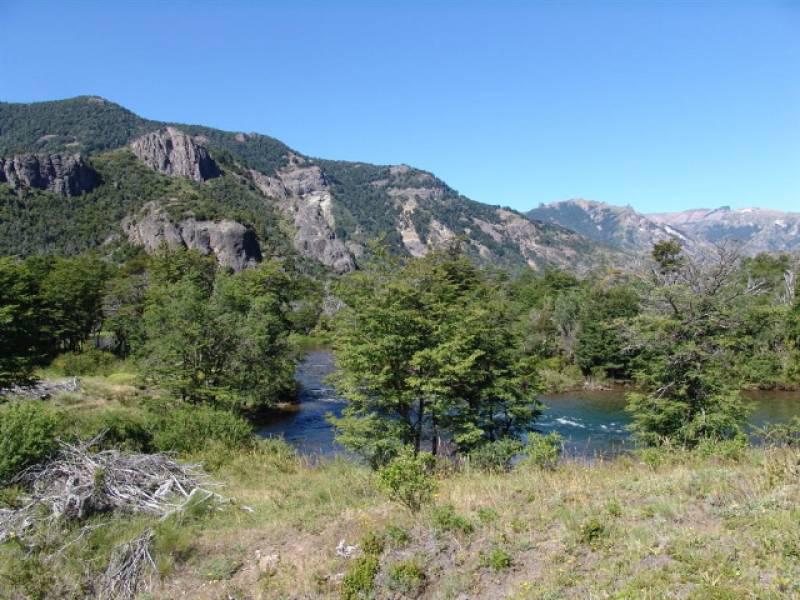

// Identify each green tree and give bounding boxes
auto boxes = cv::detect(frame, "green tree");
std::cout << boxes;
[330,248,542,467]
[625,243,752,446]
[0,258,41,387]
[575,284,640,379]
[36,255,110,354]
[137,249,301,410]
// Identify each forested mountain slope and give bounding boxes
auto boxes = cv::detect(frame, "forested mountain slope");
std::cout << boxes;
[0,96,619,272]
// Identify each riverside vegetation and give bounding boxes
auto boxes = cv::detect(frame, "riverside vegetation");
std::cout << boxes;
[1,241,799,598]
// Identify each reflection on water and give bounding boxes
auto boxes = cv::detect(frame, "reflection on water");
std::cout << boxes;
[258,351,800,458]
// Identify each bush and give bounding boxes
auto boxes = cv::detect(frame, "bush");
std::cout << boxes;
[523,432,563,469]
[63,407,153,452]
[430,504,474,535]
[480,547,512,571]
[0,402,59,481]
[760,417,800,448]
[694,434,748,460]
[341,555,379,600]
[468,438,523,472]
[360,531,385,556]
[147,403,254,454]
[387,559,426,595]
[384,525,410,547]
[56,348,117,376]
[376,447,436,512]
[578,516,607,546]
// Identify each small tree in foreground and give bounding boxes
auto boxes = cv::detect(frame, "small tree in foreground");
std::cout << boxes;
[376,446,436,513]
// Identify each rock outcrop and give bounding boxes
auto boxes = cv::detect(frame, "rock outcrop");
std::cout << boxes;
[123,203,261,271]
[130,127,220,182]
[250,154,355,274]
[0,153,98,196]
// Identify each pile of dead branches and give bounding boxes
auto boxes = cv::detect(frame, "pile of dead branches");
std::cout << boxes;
[0,438,222,599]
[1,438,216,543]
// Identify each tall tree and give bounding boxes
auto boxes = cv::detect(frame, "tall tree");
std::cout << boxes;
[137,249,302,410]
[330,248,542,467]
[0,258,41,387]
[625,242,754,446]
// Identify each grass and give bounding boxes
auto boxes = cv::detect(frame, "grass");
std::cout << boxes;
[3,368,799,598]
[138,444,800,599]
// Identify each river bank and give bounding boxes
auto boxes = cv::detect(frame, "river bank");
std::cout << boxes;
[258,351,800,459]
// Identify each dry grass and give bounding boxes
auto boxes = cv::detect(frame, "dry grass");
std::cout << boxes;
[145,446,800,599]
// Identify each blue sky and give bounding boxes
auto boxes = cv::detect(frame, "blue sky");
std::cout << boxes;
[1,1,798,213]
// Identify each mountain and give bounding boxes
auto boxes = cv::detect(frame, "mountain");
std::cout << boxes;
[647,206,800,255]
[0,96,619,273]
[528,199,700,255]
[528,199,799,256]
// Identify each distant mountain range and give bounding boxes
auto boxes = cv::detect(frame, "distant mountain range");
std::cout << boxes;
[0,96,617,273]
[528,200,800,257]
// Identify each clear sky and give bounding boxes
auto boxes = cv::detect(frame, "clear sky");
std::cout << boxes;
[1,1,798,213]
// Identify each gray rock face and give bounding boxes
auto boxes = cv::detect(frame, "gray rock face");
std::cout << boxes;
[123,203,261,271]
[130,127,220,182]
[0,153,98,196]
[251,154,355,273]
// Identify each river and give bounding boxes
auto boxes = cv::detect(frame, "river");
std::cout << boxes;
[257,351,800,458]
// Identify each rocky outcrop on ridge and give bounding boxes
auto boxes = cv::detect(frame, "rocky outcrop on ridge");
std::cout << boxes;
[123,202,261,271]
[0,153,98,196]
[130,127,220,182]
[250,154,355,274]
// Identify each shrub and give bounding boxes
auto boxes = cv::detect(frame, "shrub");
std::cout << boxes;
[360,530,385,556]
[637,446,668,470]
[0,402,59,481]
[468,438,523,472]
[64,407,153,452]
[694,434,748,460]
[376,447,436,512]
[759,417,800,448]
[56,348,117,376]
[387,559,426,595]
[523,432,563,469]
[341,555,379,600]
[476,507,499,525]
[147,403,254,454]
[480,547,512,571]
[578,516,607,546]
[384,525,410,547]
[430,504,474,535]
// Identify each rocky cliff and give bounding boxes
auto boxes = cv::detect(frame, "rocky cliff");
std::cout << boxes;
[250,153,356,274]
[130,127,220,182]
[123,202,261,271]
[0,153,98,196]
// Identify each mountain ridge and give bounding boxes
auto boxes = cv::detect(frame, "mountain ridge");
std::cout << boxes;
[529,199,800,256]
[0,96,619,273]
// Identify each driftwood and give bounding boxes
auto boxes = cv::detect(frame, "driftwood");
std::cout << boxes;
[0,438,220,599]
